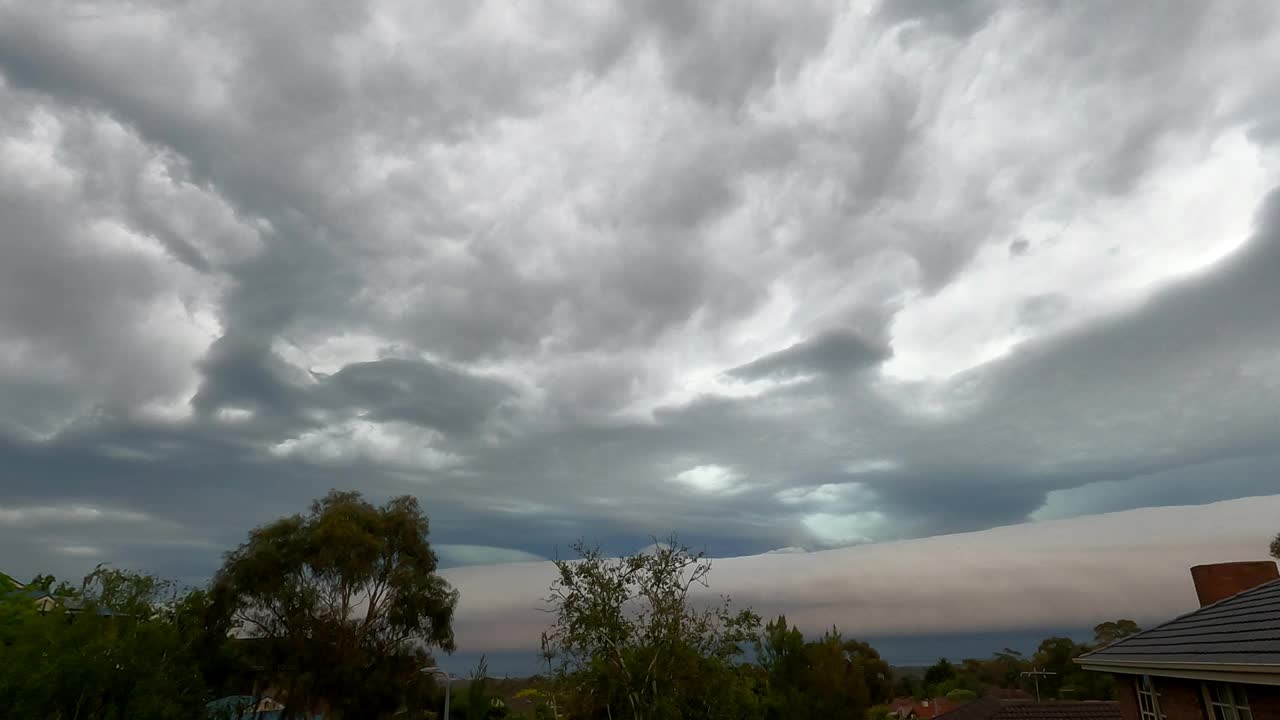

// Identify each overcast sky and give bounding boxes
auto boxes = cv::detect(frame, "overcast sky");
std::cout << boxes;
[3,0,1280,662]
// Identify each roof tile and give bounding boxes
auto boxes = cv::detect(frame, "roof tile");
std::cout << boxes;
[1082,578,1280,666]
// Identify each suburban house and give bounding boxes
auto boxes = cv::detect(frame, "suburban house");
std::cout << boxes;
[0,574,60,613]
[1077,560,1280,720]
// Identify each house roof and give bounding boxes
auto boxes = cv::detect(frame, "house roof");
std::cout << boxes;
[988,689,1035,701]
[1078,577,1280,670]
[935,698,1120,720]
[888,697,960,718]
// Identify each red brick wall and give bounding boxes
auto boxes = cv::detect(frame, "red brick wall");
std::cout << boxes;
[1112,674,1280,720]
[1152,677,1207,720]
[1248,683,1280,720]
[1117,676,1141,720]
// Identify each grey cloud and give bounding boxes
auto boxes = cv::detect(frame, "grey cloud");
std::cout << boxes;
[443,497,1280,653]
[875,0,999,38]
[320,359,515,436]
[1016,294,1070,327]
[629,0,833,109]
[192,335,312,424]
[727,329,891,381]
[2,0,1280,601]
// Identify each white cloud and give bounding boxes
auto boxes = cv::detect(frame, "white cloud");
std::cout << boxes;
[57,545,100,557]
[0,98,247,435]
[0,504,154,528]
[886,129,1276,381]
[271,419,462,470]
[776,482,872,507]
[670,464,743,494]
[801,511,887,546]
[214,406,254,423]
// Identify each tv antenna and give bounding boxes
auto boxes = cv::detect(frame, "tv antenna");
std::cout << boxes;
[1020,668,1057,702]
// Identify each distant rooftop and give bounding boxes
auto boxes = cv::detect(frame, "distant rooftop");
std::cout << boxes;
[936,698,1120,720]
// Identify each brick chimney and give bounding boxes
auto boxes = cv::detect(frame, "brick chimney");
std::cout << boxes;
[1190,561,1280,607]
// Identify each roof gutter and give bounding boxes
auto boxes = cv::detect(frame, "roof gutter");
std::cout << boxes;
[1076,658,1280,686]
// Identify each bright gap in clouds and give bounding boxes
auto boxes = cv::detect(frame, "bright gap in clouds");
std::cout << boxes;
[670,464,743,494]
[886,129,1276,382]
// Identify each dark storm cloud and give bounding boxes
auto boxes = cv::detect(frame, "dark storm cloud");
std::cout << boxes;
[2,0,1280,604]
[727,329,891,381]
[320,359,515,435]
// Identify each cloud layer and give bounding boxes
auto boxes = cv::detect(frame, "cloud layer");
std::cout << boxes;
[1,2,1280,611]
[443,496,1280,653]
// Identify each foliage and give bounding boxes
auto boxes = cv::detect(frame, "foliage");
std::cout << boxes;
[755,616,885,720]
[213,490,459,719]
[987,648,1028,689]
[896,623,1137,704]
[1030,635,1115,700]
[1271,532,1280,560]
[946,689,978,701]
[893,673,920,699]
[1092,619,1140,647]
[0,566,208,719]
[846,637,894,705]
[455,655,511,720]
[512,686,561,720]
[923,658,956,690]
[540,537,762,720]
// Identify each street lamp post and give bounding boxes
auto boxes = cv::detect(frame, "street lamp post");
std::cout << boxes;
[422,666,454,720]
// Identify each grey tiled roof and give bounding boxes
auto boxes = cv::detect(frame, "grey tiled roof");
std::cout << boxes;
[936,699,1120,720]
[1081,578,1280,666]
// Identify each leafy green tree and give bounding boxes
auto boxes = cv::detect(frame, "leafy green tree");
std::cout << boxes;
[923,658,956,695]
[755,618,882,720]
[845,638,894,705]
[514,688,557,720]
[540,537,761,720]
[213,490,459,719]
[0,567,208,719]
[1270,532,1279,560]
[755,616,809,719]
[989,648,1030,689]
[803,629,872,720]
[1031,636,1116,700]
[1092,620,1141,647]
[893,673,920,699]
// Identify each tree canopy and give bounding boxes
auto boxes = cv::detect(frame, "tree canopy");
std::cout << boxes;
[755,615,894,719]
[541,537,762,720]
[213,490,458,719]
[0,566,208,719]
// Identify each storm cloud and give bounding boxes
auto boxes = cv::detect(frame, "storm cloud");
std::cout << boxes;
[2,0,1280,650]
